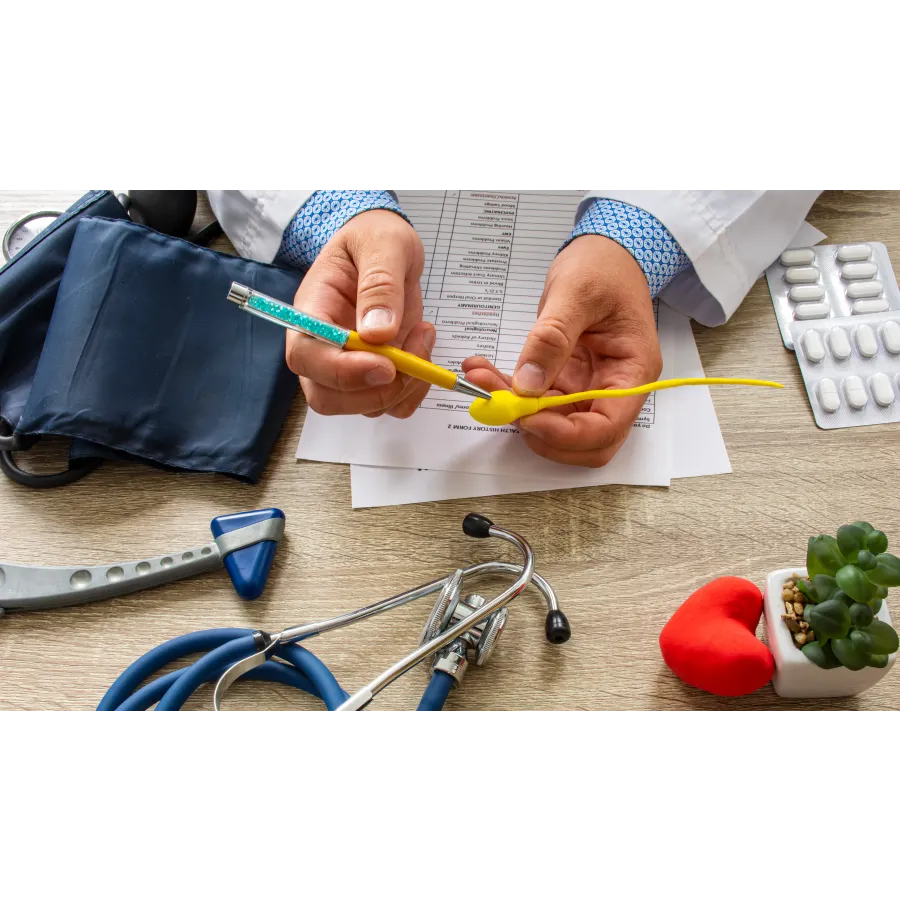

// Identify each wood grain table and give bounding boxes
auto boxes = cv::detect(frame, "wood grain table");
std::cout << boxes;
[2,190,898,711]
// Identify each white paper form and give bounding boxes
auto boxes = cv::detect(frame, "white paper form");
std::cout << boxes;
[297,191,670,486]
[349,304,730,508]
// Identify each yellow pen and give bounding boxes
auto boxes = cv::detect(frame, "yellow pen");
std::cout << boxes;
[227,282,492,401]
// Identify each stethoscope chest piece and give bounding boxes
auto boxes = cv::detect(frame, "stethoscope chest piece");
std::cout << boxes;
[471,599,509,666]
[420,568,463,645]
[426,590,510,667]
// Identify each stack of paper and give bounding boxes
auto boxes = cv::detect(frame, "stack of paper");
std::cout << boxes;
[296,191,731,508]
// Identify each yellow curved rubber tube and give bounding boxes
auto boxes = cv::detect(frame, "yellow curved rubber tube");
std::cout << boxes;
[468,378,784,426]
[345,332,457,390]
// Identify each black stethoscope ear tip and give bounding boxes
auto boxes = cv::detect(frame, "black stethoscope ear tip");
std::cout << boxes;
[545,610,572,644]
[463,513,494,538]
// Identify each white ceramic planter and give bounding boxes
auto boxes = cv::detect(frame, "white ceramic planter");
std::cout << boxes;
[763,567,896,698]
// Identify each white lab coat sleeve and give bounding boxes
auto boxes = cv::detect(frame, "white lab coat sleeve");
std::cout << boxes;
[578,191,822,326]
[206,190,315,263]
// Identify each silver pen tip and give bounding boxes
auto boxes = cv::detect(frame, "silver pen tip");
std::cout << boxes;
[455,377,493,401]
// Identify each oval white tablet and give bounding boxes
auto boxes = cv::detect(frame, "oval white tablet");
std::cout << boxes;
[870,372,895,407]
[842,262,878,280]
[844,376,868,409]
[781,248,816,267]
[785,266,819,284]
[828,327,852,360]
[852,298,890,315]
[794,302,831,320]
[837,244,872,262]
[789,284,825,302]
[881,320,900,354]
[847,280,883,299]
[802,330,825,362]
[855,324,878,357]
[818,378,841,413]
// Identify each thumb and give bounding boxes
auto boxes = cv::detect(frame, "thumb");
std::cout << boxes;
[352,235,410,345]
[513,283,595,396]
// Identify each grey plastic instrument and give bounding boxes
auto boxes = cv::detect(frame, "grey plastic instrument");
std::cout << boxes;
[0,516,284,615]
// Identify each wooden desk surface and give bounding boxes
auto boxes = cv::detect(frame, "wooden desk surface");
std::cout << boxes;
[1,190,898,711]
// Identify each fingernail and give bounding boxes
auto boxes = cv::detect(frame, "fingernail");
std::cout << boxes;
[365,366,394,386]
[424,325,436,352]
[362,308,394,331]
[514,362,546,394]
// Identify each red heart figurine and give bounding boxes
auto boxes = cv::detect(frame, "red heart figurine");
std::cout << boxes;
[659,576,774,697]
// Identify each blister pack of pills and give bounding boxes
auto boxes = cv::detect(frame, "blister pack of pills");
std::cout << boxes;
[789,310,900,429]
[766,242,900,349]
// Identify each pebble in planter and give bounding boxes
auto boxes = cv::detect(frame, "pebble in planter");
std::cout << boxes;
[780,574,816,648]
[766,522,900,698]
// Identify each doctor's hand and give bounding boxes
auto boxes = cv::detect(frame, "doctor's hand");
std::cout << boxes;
[286,209,435,418]
[463,235,662,467]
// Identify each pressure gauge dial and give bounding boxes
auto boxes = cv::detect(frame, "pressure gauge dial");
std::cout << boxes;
[2,210,62,262]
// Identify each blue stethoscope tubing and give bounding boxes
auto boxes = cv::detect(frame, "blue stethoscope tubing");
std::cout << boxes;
[97,627,451,711]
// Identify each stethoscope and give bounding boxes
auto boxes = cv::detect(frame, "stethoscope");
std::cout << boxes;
[1,191,223,489]
[98,514,572,711]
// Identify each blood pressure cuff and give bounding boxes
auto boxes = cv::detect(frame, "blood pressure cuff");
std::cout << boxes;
[0,190,129,434]
[15,217,301,482]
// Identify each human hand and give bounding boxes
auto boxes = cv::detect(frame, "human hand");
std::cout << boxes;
[286,210,436,418]
[462,235,662,466]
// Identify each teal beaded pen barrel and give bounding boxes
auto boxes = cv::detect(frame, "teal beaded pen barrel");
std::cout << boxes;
[226,282,492,400]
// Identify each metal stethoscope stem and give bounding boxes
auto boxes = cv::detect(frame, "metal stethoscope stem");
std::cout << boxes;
[212,514,570,711]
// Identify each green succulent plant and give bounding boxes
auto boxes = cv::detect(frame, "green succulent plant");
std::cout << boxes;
[796,523,900,670]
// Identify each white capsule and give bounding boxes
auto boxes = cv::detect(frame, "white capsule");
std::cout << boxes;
[801,329,825,363]
[855,324,878,358]
[847,280,884,300]
[844,376,868,409]
[818,378,841,413]
[842,262,878,280]
[794,302,831,320]
[837,244,872,262]
[871,372,895,407]
[828,327,852,361]
[780,248,816,267]
[852,298,890,315]
[881,320,900,354]
[785,266,820,284]
[789,284,825,302]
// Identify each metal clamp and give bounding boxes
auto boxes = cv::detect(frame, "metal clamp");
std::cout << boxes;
[433,641,469,685]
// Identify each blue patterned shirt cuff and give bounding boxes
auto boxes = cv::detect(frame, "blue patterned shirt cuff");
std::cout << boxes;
[562,198,692,297]
[276,190,409,271]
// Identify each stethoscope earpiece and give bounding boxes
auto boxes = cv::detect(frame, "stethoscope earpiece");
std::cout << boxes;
[545,609,572,644]
[463,512,494,538]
